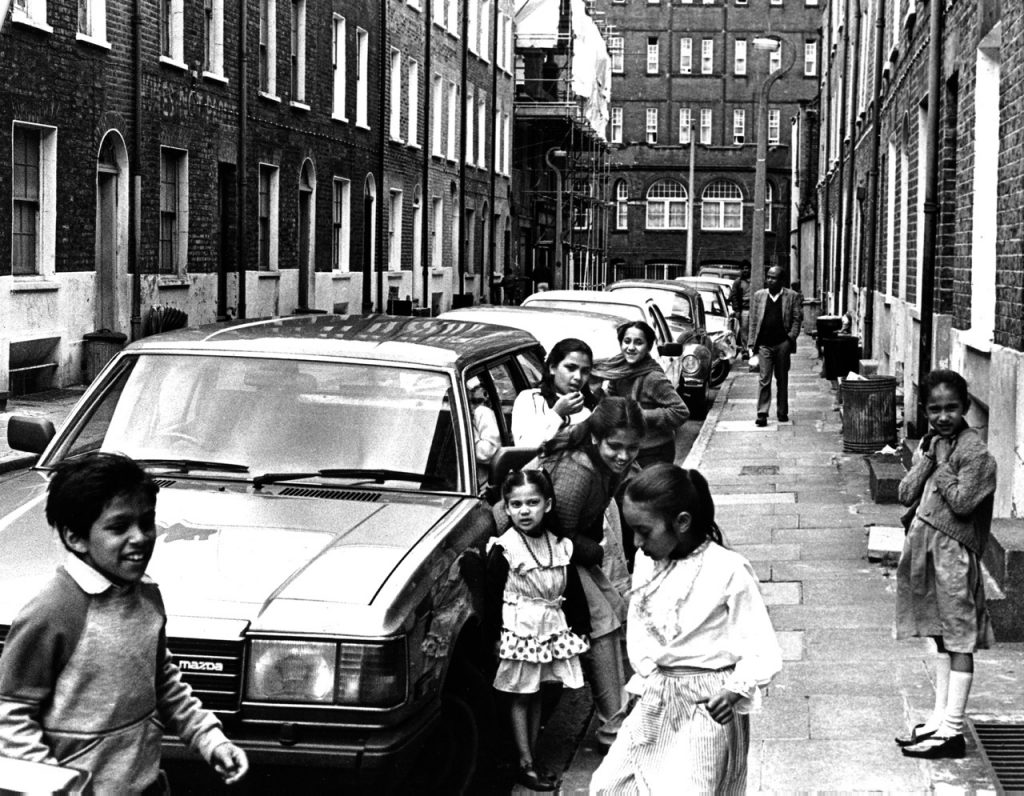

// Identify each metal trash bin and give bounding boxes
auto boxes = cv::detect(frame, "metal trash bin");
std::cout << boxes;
[841,375,898,453]
[82,330,127,384]
[822,334,861,380]
[815,314,844,358]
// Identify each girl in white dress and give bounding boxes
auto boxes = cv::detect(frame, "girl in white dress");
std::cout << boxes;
[591,464,782,795]
[487,469,591,791]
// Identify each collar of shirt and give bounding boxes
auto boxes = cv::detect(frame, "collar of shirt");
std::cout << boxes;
[767,291,782,302]
[64,553,152,595]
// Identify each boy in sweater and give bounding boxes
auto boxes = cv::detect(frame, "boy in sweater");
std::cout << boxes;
[0,452,248,791]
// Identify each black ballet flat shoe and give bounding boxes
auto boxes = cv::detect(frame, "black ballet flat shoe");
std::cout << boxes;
[894,723,935,747]
[901,733,966,759]
[517,764,557,792]
[755,415,768,427]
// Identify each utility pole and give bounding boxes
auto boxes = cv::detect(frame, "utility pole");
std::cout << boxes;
[686,123,696,276]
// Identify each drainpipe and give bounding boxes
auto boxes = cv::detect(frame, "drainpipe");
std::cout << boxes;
[457,1,468,300]
[130,0,143,339]
[834,0,850,316]
[487,0,499,304]
[421,0,432,311]
[862,0,885,358]
[377,0,388,312]
[236,0,248,319]
[841,0,861,321]
[820,3,833,313]
[915,0,943,432]
[545,146,564,290]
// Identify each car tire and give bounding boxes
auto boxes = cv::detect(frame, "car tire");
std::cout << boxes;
[686,378,711,420]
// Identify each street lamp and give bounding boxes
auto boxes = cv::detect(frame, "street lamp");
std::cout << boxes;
[750,36,794,294]
[545,147,567,290]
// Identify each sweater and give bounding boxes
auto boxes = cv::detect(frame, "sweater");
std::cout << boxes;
[0,556,228,792]
[595,356,689,450]
[898,425,997,556]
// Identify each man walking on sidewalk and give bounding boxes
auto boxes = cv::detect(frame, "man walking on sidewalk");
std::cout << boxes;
[748,266,802,426]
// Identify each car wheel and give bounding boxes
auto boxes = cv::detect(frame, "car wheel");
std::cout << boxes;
[686,378,711,420]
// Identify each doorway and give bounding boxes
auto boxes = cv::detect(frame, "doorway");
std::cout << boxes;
[95,132,129,334]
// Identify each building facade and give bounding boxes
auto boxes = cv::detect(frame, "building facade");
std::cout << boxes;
[597,0,821,286]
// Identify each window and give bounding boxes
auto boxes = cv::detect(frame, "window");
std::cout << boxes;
[412,188,422,275]
[465,85,475,164]
[447,82,459,160]
[493,107,501,174]
[770,0,782,5]
[12,124,56,277]
[699,108,712,144]
[12,0,49,29]
[332,178,351,271]
[503,112,511,175]
[480,0,490,59]
[432,0,442,25]
[647,38,659,74]
[734,39,746,75]
[159,147,189,275]
[646,179,687,229]
[477,93,487,167]
[389,190,403,270]
[610,37,624,73]
[701,180,742,230]
[496,12,505,69]
[257,163,278,271]
[804,40,818,76]
[769,48,781,73]
[331,15,346,119]
[432,75,444,155]
[764,183,773,231]
[356,28,369,126]
[259,0,276,95]
[290,0,306,103]
[615,182,628,230]
[161,0,184,63]
[679,108,692,144]
[768,108,781,144]
[79,0,108,44]
[646,108,658,144]
[572,179,591,230]
[431,197,443,268]
[464,208,476,274]
[701,39,713,74]
[467,0,477,54]
[390,49,402,140]
[733,109,745,144]
[407,59,419,145]
[679,37,692,74]
[610,107,623,143]
[445,0,457,35]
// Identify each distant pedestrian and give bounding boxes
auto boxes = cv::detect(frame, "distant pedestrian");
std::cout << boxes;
[748,266,803,425]
[591,464,781,794]
[487,469,591,791]
[0,452,248,792]
[730,262,751,352]
[533,262,552,292]
[895,369,997,759]
[593,321,689,467]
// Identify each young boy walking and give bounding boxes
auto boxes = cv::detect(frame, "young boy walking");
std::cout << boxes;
[0,452,248,791]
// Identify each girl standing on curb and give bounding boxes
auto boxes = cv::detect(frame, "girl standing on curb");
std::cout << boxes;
[487,470,591,791]
[895,369,997,759]
[590,464,781,795]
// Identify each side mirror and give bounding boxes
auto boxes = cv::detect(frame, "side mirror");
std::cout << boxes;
[485,445,541,503]
[7,415,56,455]
[658,342,683,358]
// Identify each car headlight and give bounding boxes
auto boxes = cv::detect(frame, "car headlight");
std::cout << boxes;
[680,354,702,376]
[246,639,406,707]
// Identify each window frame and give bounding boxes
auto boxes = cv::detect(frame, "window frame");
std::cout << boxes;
[159,146,190,276]
[645,179,688,231]
[11,123,57,278]
[700,180,743,231]
[610,107,623,144]
[257,162,279,271]
[332,15,347,121]
[645,107,658,144]
[679,37,692,74]
[701,38,714,75]
[332,177,351,272]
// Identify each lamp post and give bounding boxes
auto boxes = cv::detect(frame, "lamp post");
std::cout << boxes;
[545,147,566,290]
[750,36,794,294]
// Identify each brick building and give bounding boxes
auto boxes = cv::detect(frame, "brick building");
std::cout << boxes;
[817,0,1024,515]
[596,0,821,285]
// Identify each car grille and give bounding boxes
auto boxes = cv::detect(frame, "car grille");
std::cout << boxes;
[167,637,244,712]
[278,486,381,502]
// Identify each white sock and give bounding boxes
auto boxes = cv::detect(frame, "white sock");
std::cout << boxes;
[938,670,973,737]
[922,656,951,733]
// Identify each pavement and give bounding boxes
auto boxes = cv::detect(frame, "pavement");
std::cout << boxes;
[5,350,1024,793]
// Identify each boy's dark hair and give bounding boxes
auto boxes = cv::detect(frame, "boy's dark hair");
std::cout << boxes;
[624,463,724,553]
[924,368,971,412]
[47,452,159,549]
[501,468,555,504]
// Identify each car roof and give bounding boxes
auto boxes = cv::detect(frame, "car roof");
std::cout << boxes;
[122,314,540,370]
[523,289,649,307]
[607,280,701,299]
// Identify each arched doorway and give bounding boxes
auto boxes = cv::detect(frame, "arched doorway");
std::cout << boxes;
[297,159,316,310]
[95,132,129,333]
[362,174,377,312]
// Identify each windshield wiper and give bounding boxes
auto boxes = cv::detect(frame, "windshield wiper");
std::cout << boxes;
[135,458,250,474]
[253,468,429,490]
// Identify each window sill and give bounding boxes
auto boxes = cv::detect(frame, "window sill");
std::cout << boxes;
[386,271,405,279]
[290,100,311,112]
[10,278,59,293]
[160,55,188,71]
[157,276,190,289]
[431,268,447,275]
[203,71,229,85]
[356,122,371,131]
[76,32,111,50]
[11,13,53,33]
[332,114,349,123]
[407,142,422,151]
[256,270,280,279]
[331,272,354,280]
[260,91,282,103]
[960,330,994,355]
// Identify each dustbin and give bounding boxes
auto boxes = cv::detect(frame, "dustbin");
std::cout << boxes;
[815,314,844,358]
[822,334,860,380]
[841,375,898,453]
[82,330,127,384]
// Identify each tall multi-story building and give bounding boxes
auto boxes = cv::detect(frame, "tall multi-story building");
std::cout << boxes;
[597,0,821,286]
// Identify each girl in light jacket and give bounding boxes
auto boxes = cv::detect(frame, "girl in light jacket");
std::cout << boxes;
[512,338,599,449]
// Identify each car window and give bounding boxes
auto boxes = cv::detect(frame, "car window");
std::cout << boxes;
[645,304,673,345]
[466,369,508,492]
[516,350,544,387]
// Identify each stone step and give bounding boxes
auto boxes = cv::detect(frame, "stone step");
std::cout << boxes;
[866,454,905,504]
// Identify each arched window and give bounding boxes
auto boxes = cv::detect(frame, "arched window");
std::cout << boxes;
[700,180,742,230]
[615,181,628,230]
[645,179,687,230]
[765,182,773,232]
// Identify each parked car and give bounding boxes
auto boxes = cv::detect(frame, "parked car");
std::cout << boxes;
[678,277,740,360]
[697,263,743,281]
[0,314,551,793]
[520,289,715,417]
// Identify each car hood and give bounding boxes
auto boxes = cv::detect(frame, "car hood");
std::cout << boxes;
[0,474,458,633]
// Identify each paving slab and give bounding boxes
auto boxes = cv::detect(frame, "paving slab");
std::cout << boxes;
[760,581,801,606]
[808,695,907,740]
[757,739,929,791]
[769,603,894,631]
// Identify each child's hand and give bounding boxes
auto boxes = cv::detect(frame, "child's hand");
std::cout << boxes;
[211,742,249,785]
[698,689,743,725]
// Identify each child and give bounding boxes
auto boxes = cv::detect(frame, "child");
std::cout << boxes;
[895,369,997,759]
[0,452,249,792]
[486,469,591,791]
[591,464,781,795]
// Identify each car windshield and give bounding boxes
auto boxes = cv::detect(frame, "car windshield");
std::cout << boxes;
[607,288,694,328]
[54,354,462,491]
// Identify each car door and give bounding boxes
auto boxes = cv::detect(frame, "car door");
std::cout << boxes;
[643,302,683,387]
